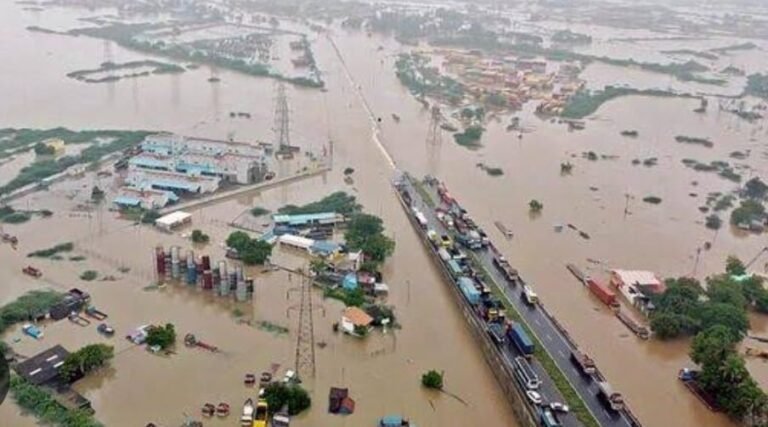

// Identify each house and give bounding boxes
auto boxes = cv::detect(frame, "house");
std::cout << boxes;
[342,273,358,291]
[328,387,355,415]
[340,307,373,335]
[610,270,665,295]
[14,345,70,386]
[310,240,341,258]
[273,212,345,229]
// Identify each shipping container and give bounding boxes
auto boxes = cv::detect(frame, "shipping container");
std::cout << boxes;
[508,323,535,356]
[587,278,618,307]
[447,259,463,277]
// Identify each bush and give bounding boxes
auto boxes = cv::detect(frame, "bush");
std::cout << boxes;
[529,199,543,213]
[343,167,355,175]
[141,209,162,224]
[705,215,722,230]
[79,270,98,281]
[277,192,360,216]
[59,344,114,382]
[0,290,63,334]
[10,376,103,427]
[1,212,31,224]
[263,382,311,415]
[421,370,444,389]
[643,196,662,204]
[28,242,74,258]
[191,229,210,244]
[453,126,484,148]
[146,323,176,350]
[250,207,270,217]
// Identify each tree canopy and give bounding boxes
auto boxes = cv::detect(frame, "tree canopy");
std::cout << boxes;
[226,231,273,265]
[263,382,311,415]
[344,213,395,266]
[60,344,114,382]
[421,370,444,389]
[146,323,176,350]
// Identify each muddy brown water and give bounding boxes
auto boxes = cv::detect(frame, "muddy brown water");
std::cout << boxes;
[3,2,768,427]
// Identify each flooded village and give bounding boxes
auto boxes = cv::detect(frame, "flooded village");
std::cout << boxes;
[2,1,768,427]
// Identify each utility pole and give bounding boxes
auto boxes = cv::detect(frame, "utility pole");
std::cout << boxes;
[426,106,443,177]
[287,272,324,381]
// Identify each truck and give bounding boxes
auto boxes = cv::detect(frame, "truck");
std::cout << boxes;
[437,247,451,262]
[597,381,624,412]
[456,233,482,250]
[493,256,518,284]
[513,356,541,390]
[414,211,428,229]
[458,277,481,305]
[508,323,534,357]
[587,278,619,308]
[570,348,596,376]
[522,285,538,306]
[22,266,42,278]
[487,323,506,345]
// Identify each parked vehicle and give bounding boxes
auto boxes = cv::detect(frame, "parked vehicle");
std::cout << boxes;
[22,323,43,339]
[253,399,269,427]
[240,399,254,426]
[22,266,42,278]
[570,348,596,376]
[513,356,541,390]
[85,306,108,320]
[549,402,570,414]
[597,381,625,412]
[522,285,538,306]
[507,323,534,357]
[97,323,115,337]
[525,390,542,405]
[487,323,506,345]
[540,407,562,427]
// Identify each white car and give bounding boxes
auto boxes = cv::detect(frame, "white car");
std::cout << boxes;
[526,390,543,406]
[550,402,570,413]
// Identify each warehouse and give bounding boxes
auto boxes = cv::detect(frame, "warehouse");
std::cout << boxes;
[155,211,192,231]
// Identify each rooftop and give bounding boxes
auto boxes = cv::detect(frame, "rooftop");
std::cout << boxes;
[14,345,70,385]
[342,307,373,327]
[273,212,342,225]
[612,270,662,287]
[156,211,192,227]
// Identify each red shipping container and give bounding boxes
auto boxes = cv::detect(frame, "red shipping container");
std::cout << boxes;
[587,278,618,307]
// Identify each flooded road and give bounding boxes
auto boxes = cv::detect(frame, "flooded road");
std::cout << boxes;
[2,2,768,427]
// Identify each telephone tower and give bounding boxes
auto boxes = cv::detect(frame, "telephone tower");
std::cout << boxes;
[274,82,295,159]
[426,106,443,176]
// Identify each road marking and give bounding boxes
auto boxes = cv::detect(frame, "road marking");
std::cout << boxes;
[545,333,553,341]
[533,318,541,326]
[558,350,566,358]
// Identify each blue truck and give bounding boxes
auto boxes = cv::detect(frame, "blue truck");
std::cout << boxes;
[508,323,534,357]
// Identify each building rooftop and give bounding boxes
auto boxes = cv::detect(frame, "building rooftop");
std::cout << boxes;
[273,212,341,225]
[113,196,142,207]
[14,345,70,385]
[342,307,373,327]
[155,211,192,227]
[612,270,664,292]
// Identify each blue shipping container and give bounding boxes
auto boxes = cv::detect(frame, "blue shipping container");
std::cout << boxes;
[186,268,197,285]
[508,323,535,356]
[458,277,481,304]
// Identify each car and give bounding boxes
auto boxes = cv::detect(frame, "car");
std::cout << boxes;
[526,390,543,405]
[550,402,570,413]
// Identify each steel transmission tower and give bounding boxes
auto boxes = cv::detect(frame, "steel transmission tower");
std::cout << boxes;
[426,106,443,176]
[287,273,323,380]
[274,82,295,159]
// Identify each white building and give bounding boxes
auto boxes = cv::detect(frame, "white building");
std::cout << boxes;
[155,211,192,231]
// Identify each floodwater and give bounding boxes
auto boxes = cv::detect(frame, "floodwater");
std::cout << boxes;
[2,2,768,427]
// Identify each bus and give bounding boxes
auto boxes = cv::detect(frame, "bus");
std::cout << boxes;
[513,356,541,390]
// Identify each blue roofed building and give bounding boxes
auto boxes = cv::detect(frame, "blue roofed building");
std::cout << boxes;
[273,212,346,228]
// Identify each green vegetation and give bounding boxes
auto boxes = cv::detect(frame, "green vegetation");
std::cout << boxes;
[675,135,713,148]
[0,128,151,195]
[0,209,31,224]
[552,30,592,44]
[661,49,718,60]
[476,163,503,177]
[250,207,271,217]
[69,256,86,262]
[642,196,662,205]
[344,213,395,267]
[278,191,360,216]
[34,142,56,155]
[79,270,98,281]
[90,186,105,202]
[395,53,465,103]
[466,252,598,427]
[745,74,768,100]
[140,209,162,224]
[412,179,436,209]
[66,60,185,83]
[146,323,176,350]
[620,130,639,137]
[529,199,543,213]
[421,370,444,389]
[59,344,114,382]
[705,215,723,230]
[324,287,366,307]
[69,24,323,89]
[710,42,758,54]
[28,242,74,258]
[263,382,311,415]
[560,162,573,174]
[0,290,63,334]
[10,376,103,427]
[191,229,210,244]
[256,321,289,335]
[343,167,355,175]
[730,199,765,226]
[681,159,741,183]
[452,126,484,148]
[561,87,685,119]
[744,177,768,200]
[226,231,273,265]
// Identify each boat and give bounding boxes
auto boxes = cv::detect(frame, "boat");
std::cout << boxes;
[22,323,43,340]
[216,402,230,417]
[566,263,587,283]
[201,403,215,418]
[253,399,268,427]
[240,398,255,426]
